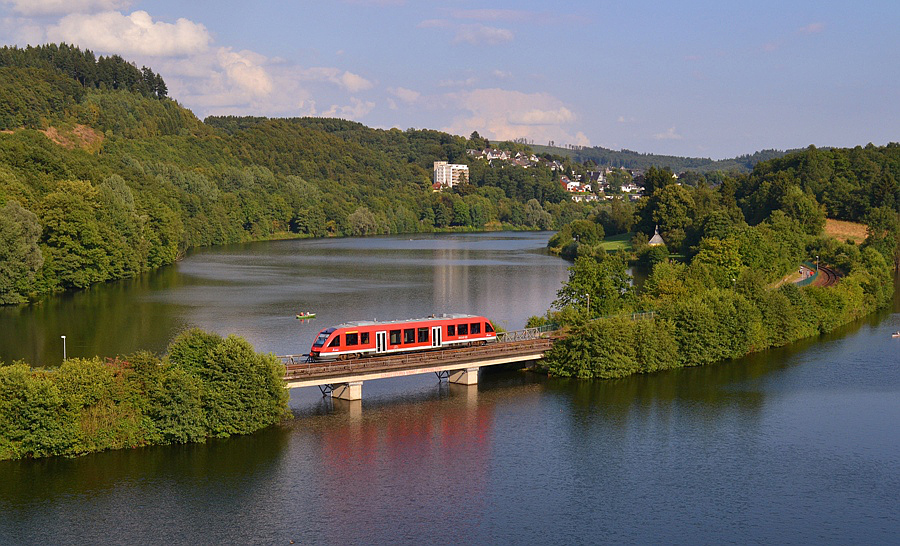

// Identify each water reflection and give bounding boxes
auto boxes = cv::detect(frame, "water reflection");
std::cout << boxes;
[0,232,569,365]
[1,244,898,543]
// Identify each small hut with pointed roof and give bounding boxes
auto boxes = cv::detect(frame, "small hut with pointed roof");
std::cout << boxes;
[648,225,666,247]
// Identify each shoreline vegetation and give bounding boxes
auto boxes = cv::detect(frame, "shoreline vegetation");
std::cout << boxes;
[532,152,899,380]
[0,329,288,460]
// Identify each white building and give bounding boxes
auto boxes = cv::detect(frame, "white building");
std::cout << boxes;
[433,161,469,189]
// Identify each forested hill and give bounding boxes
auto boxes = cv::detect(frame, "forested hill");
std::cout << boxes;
[530,143,792,173]
[1,44,897,306]
[0,45,576,305]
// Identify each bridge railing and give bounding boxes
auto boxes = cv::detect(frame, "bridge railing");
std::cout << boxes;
[495,324,556,343]
[280,337,551,378]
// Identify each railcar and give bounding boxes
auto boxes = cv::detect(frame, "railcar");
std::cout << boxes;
[309,313,497,361]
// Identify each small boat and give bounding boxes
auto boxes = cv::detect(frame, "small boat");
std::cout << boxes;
[296,312,316,320]
[892,331,900,338]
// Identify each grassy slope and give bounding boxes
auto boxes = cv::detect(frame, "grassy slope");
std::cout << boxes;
[824,218,868,244]
[601,232,634,252]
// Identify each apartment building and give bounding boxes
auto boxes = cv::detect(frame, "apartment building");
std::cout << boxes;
[433,161,469,189]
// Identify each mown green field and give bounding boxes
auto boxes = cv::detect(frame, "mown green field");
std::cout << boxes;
[601,232,634,252]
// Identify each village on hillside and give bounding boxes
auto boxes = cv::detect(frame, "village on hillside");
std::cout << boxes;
[432,146,686,202]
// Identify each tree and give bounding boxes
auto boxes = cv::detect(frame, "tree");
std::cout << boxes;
[779,185,825,235]
[864,206,900,268]
[0,201,43,303]
[524,199,552,229]
[643,166,676,195]
[196,335,287,437]
[348,206,378,236]
[689,237,745,288]
[38,180,112,290]
[452,199,471,226]
[554,254,633,320]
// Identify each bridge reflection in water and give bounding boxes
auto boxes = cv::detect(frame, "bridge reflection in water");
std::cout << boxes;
[280,328,553,400]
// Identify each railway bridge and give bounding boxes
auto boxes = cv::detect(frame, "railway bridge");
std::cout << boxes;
[279,327,553,400]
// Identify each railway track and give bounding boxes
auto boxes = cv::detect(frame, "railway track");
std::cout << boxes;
[812,265,839,287]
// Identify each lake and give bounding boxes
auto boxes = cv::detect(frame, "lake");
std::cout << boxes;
[1,232,898,543]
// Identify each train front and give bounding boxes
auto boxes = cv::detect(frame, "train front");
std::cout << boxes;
[309,327,336,360]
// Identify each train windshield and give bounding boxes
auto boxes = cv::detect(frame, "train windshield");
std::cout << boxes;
[313,328,335,347]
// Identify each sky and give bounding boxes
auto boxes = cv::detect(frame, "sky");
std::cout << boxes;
[0,0,897,159]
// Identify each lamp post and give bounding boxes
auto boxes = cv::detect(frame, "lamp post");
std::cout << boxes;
[815,255,819,272]
[61,335,66,361]
[585,292,590,317]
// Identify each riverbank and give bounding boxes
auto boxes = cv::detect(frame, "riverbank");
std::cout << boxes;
[0,329,288,460]
[540,244,895,380]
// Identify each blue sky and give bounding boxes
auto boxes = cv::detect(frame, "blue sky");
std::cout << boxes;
[1,0,897,158]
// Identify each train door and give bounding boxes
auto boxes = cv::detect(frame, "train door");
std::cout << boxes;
[376,331,387,353]
[431,326,442,348]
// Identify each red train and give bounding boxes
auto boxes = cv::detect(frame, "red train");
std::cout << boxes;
[309,314,497,361]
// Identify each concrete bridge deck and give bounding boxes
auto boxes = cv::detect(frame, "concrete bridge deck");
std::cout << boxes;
[280,337,551,400]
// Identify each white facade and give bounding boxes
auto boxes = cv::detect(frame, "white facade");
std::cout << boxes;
[433,161,469,188]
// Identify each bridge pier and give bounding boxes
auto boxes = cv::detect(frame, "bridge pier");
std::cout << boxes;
[448,367,479,386]
[332,381,363,401]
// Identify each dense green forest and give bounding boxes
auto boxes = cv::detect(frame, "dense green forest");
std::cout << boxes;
[537,144,900,379]
[531,143,791,173]
[0,44,583,304]
[0,329,288,460]
[1,44,896,308]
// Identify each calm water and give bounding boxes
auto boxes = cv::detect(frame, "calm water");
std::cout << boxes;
[1,233,898,544]
[0,232,569,365]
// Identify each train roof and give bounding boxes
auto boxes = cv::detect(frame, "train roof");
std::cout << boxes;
[332,313,481,329]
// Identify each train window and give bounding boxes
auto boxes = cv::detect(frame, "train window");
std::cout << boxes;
[417,328,429,342]
[447,325,456,336]
[361,332,370,344]
[485,322,494,333]
[314,328,335,347]
[390,330,401,345]
[470,322,481,334]
[346,333,358,346]
[458,324,469,335]
[328,336,340,348]
[404,328,415,344]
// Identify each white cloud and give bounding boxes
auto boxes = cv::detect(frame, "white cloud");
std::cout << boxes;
[47,10,211,56]
[510,107,574,125]
[300,67,373,92]
[1,0,130,16]
[388,86,420,103]
[3,4,380,124]
[653,127,683,140]
[217,48,272,97]
[0,17,47,44]
[341,71,373,92]
[318,97,376,119]
[454,24,513,46]
[443,88,584,145]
